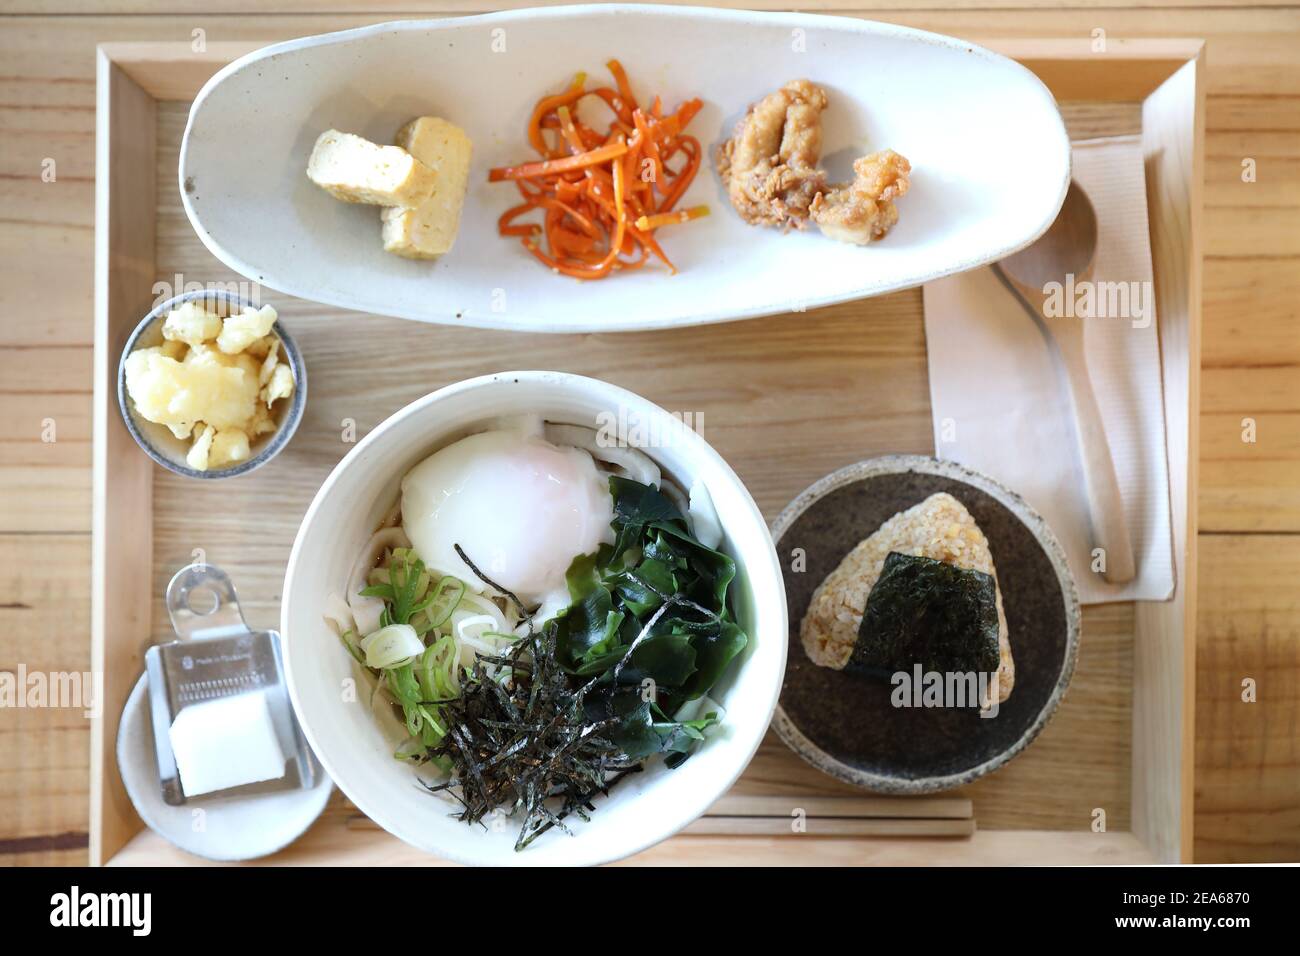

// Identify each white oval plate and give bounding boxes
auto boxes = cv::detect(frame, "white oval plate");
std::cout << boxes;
[181,5,1069,333]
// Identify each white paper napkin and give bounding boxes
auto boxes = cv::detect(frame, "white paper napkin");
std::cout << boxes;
[922,136,1174,604]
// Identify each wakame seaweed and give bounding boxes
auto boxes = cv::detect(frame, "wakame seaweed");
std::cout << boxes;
[414,476,748,849]
[550,476,748,725]
[850,552,1000,677]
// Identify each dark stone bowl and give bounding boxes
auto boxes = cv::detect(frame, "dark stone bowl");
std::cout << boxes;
[770,455,1080,793]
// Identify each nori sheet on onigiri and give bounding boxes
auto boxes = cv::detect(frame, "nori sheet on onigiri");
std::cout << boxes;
[849,551,1000,677]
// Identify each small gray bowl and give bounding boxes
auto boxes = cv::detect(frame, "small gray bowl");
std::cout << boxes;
[117,289,306,479]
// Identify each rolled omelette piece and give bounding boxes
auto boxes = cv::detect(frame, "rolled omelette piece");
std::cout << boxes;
[800,492,1014,702]
[381,117,473,260]
[306,129,438,207]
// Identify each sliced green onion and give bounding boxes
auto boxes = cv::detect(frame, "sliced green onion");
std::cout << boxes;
[417,704,446,738]
[423,576,466,629]
[360,623,423,668]
[336,627,366,666]
[393,740,424,761]
[419,636,460,700]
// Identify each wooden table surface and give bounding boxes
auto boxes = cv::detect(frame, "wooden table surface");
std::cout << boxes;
[1,1,1296,866]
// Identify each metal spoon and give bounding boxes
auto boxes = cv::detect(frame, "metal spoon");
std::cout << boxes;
[992,180,1136,585]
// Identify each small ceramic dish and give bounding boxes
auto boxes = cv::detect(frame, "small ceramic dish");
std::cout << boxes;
[771,455,1081,794]
[116,289,306,479]
[116,671,333,862]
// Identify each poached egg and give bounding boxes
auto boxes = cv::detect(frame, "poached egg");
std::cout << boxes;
[401,428,614,617]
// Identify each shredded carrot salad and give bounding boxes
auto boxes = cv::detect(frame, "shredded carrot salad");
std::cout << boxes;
[489,60,708,280]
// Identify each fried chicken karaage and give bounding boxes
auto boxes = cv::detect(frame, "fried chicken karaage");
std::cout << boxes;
[716,79,828,228]
[716,80,910,243]
[810,149,911,245]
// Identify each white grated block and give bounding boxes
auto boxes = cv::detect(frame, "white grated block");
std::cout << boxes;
[168,690,287,797]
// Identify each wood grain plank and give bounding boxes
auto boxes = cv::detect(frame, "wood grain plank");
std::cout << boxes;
[2,0,1294,14]
[0,533,91,866]
[1200,461,1300,533]
[1198,249,1300,532]
[1203,208,1300,258]
[1201,413,1299,461]
[0,126,95,181]
[0,177,94,232]
[0,393,91,473]
[1207,95,1300,133]
[1195,534,1300,863]
[0,467,91,533]
[0,394,91,442]
[1205,130,1300,208]
[0,845,89,866]
[1130,56,1202,862]
[1198,399,1300,532]
[1202,119,1300,261]
[1203,367,1300,416]
[1202,257,1300,369]
[0,224,96,347]
[89,49,157,867]
[0,11,1296,97]
[0,346,92,393]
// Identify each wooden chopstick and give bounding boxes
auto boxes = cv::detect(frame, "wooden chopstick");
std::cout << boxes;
[706,794,972,820]
[689,795,975,838]
[682,816,976,837]
[344,794,975,838]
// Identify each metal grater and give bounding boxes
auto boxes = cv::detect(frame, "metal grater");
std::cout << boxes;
[145,563,319,805]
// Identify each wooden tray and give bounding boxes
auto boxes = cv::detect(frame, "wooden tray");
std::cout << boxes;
[91,36,1203,866]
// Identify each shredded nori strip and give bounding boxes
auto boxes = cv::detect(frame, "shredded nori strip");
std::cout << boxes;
[454,542,533,630]
[850,552,1001,677]
[420,624,643,851]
